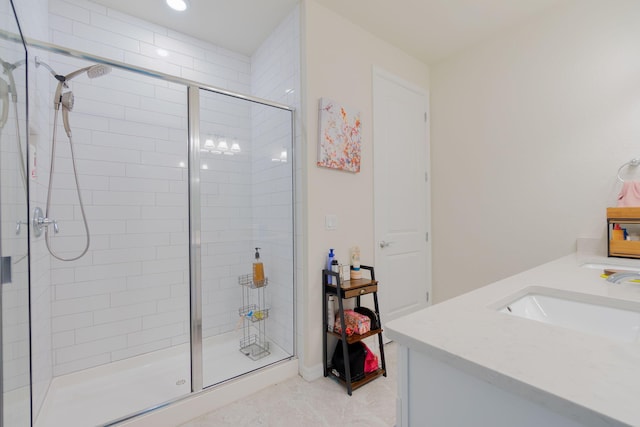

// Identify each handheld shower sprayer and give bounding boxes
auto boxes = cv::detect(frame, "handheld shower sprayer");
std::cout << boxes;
[35,56,112,261]
[61,91,74,137]
[0,57,26,184]
[58,64,110,138]
[0,57,25,128]
[0,78,9,129]
[36,56,111,112]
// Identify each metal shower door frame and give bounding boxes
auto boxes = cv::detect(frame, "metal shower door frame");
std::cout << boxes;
[187,86,203,392]
[186,86,297,393]
[1,1,30,426]
[16,37,297,419]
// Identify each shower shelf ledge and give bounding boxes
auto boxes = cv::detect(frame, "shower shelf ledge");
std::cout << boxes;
[238,274,269,288]
[238,305,270,322]
[240,334,270,360]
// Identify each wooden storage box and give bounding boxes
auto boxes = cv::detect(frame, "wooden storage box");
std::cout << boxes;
[607,207,640,258]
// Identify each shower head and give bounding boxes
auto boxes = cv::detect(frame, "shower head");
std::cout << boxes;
[64,63,112,82]
[36,57,112,85]
[48,62,111,109]
[86,64,111,79]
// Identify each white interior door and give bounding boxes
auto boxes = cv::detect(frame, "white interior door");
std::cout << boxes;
[373,68,431,329]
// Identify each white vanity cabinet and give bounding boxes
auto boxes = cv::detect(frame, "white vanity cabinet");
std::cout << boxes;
[386,254,640,427]
[393,344,591,427]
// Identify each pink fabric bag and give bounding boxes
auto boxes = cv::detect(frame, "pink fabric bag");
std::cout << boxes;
[617,181,640,207]
[362,342,379,373]
[333,309,371,336]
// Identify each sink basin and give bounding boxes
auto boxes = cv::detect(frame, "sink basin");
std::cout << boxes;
[497,287,640,343]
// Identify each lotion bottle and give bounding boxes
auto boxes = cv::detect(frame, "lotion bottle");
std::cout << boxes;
[331,259,339,283]
[253,247,265,286]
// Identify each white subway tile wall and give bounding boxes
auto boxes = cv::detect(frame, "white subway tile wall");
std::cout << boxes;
[6,1,299,420]
[250,6,300,356]
[40,56,190,377]
[22,0,300,390]
[197,88,255,354]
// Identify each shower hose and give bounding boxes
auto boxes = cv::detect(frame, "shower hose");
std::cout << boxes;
[45,106,90,261]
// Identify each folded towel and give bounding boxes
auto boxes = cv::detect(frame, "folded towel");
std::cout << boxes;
[617,181,640,207]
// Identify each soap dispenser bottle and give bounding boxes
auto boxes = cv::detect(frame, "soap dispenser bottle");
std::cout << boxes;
[253,248,265,287]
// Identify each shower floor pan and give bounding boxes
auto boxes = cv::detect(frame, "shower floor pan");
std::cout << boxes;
[35,332,291,427]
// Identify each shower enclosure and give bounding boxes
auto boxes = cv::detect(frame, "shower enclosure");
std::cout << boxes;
[1,1,297,425]
[1,2,29,427]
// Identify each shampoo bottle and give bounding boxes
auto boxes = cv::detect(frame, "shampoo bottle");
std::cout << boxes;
[327,249,335,284]
[253,247,265,286]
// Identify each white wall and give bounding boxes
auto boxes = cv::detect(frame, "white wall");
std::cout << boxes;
[430,0,640,302]
[301,0,430,375]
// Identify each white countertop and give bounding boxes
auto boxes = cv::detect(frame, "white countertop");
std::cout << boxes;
[385,253,640,427]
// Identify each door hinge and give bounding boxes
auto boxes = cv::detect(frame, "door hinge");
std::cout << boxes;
[424,112,427,122]
[425,172,428,182]
[426,291,430,303]
[425,232,429,242]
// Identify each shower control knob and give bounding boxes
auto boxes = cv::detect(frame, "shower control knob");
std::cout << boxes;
[32,207,59,237]
[39,217,59,233]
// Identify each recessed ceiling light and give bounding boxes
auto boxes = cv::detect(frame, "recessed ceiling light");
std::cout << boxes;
[166,0,188,12]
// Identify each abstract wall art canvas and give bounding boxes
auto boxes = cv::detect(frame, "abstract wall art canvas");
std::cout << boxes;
[317,97,361,173]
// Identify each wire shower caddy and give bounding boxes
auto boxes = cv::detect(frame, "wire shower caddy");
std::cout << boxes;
[238,274,270,360]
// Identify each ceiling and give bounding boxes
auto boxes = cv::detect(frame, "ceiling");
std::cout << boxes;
[90,0,567,64]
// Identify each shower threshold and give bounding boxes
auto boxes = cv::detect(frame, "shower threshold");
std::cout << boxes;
[35,332,291,427]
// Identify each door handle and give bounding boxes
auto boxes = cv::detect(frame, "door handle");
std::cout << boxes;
[379,240,392,248]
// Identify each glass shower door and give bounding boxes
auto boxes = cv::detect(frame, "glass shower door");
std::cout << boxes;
[196,88,295,388]
[0,1,30,425]
[27,50,192,426]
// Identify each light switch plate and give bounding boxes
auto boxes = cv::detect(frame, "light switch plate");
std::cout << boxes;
[325,214,337,230]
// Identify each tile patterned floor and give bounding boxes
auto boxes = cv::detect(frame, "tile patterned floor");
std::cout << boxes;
[178,342,398,427]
